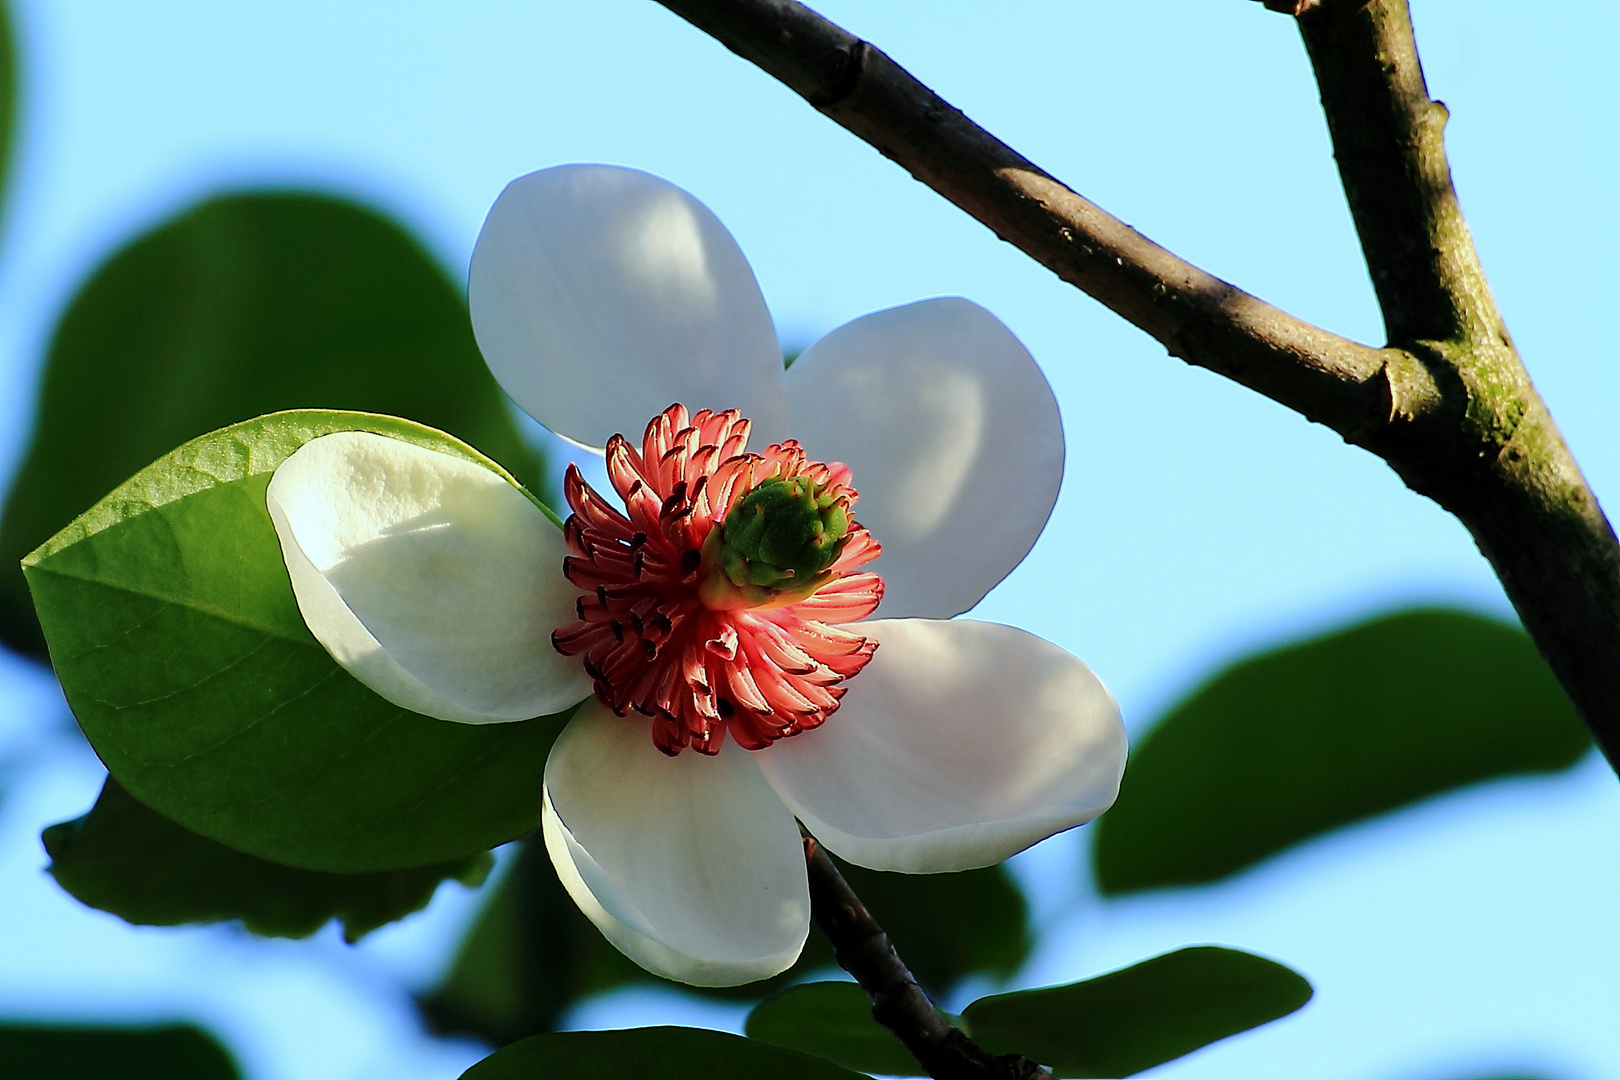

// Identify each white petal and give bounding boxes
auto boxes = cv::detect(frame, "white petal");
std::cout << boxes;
[785,298,1063,618]
[470,164,791,449]
[757,619,1126,874]
[266,431,592,723]
[542,701,810,986]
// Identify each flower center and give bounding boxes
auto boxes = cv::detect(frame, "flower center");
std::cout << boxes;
[551,404,884,756]
[697,475,852,610]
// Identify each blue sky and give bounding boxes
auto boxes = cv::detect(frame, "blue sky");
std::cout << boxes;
[0,2,1615,1078]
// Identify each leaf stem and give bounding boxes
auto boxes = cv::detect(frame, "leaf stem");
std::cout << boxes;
[801,831,1051,1080]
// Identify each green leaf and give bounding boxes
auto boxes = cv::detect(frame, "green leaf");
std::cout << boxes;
[1093,608,1590,895]
[45,777,492,942]
[747,949,1311,1078]
[0,1022,241,1079]
[746,982,922,1077]
[459,1027,871,1080]
[422,841,1028,1044]
[961,946,1312,1077]
[0,191,542,659]
[25,409,571,872]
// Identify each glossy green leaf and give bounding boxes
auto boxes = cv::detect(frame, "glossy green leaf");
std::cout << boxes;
[423,840,1027,1044]
[1093,608,1589,895]
[746,982,922,1077]
[0,1022,240,1079]
[0,191,541,659]
[26,409,572,872]
[962,946,1312,1077]
[45,777,493,942]
[459,1027,870,1080]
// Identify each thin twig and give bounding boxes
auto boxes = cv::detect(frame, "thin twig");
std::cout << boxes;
[655,0,1620,773]
[802,832,1051,1080]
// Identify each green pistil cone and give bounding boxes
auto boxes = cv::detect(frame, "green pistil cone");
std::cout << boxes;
[718,476,850,591]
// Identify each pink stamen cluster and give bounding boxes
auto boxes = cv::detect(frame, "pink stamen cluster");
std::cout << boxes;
[553,404,884,755]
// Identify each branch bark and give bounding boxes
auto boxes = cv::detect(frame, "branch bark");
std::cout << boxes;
[1285,0,1620,771]
[655,0,1620,773]
[802,832,1051,1080]
[657,0,1429,443]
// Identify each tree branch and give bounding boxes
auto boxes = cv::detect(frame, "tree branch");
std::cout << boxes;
[1278,0,1620,769]
[656,0,1620,773]
[1294,0,1488,349]
[802,833,1050,1080]
[653,0,1436,441]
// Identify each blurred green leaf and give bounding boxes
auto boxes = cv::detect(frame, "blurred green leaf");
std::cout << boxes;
[705,857,1027,1006]
[0,1022,241,1079]
[962,946,1312,1077]
[459,1027,870,1080]
[421,837,644,1044]
[1093,608,1589,895]
[45,777,492,941]
[423,839,1028,1044]
[745,948,1310,1078]
[26,409,569,873]
[0,191,541,659]
[746,982,923,1077]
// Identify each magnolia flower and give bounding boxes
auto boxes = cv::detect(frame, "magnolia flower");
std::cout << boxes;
[265,165,1126,987]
